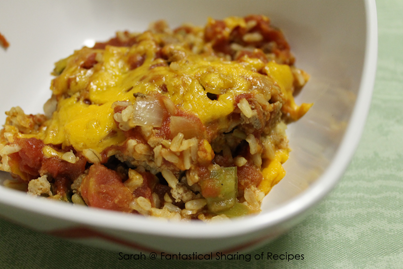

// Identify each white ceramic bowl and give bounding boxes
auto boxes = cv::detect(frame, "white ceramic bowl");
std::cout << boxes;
[0,0,377,253]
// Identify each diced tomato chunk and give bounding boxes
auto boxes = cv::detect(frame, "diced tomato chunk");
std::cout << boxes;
[200,178,220,198]
[80,164,133,212]
[237,164,263,190]
[9,138,44,180]
[196,166,210,180]
[54,177,70,195]
[40,155,86,181]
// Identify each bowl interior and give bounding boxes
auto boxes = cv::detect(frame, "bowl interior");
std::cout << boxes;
[0,0,373,236]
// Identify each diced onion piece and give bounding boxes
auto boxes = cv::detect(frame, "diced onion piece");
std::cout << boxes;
[170,116,200,139]
[43,96,58,118]
[131,99,164,127]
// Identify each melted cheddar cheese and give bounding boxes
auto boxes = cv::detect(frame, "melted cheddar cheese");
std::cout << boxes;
[23,43,304,154]
[17,17,310,156]
[259,149,289,195]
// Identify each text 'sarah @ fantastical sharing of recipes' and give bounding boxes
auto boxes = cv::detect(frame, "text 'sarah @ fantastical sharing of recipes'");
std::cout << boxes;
[118,251,305,262]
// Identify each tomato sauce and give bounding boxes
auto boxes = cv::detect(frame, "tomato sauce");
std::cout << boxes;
[9,138,44,180]
[54,177,70,195]
[80,164,133,212]
[132,171,157,205]
[80,53,97,69]
[237,164,263,190]
[40,155,86,181]
[128,54,145,70]
[200,178,220,198]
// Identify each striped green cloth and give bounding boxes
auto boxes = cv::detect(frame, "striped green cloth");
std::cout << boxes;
[1,0,402,268]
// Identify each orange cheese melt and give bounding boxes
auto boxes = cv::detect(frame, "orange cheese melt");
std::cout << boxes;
[26,30,306,154]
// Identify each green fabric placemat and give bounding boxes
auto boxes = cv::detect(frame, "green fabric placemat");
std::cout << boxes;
[1,0,402,268]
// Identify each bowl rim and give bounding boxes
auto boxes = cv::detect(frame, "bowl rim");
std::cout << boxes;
[0,0,378,239]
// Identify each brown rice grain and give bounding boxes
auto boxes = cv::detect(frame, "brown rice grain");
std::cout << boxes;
[183,148,191,170]
[211,214,230,221]
[153,145,163,166]
[82,149,102,163]
[62,151,77,164]
[0,155,10,171]
[252,153,262,167]
[140,126,153,139]
[0,144,21,155]
[105,146,118,157]
[137,197,152,211]
[262,137,275,159]
[127,139,138,155]
[3,132,14,143]
[234,156,248,167]
[185,199,207,210]
[164,193,173,203]
[111,101,131,109]
[190,141,199,161]
[147,136,163,148]
[161,169,178,188]
[164,203,181,213]
[230,43,244,51]
[237,98,253,118]
[121,105,134,122]
[135,143,152,155]
[161,149,180,164]
[246,20,257,30]
[170,62,180,71]
[71,194,86,205]
[125,169,144,191]
[198,214,207,221]
[130,200,149,215]
[254,93,269,106]
[162,97,177,114]
[181,209,197,216]
[152,192,160,208]
[243,32,263,42]
[170,212,182,221]
[170,132,184,152]
[161,140,171,148]
[179,137,198,151]
[113,112,123,123]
